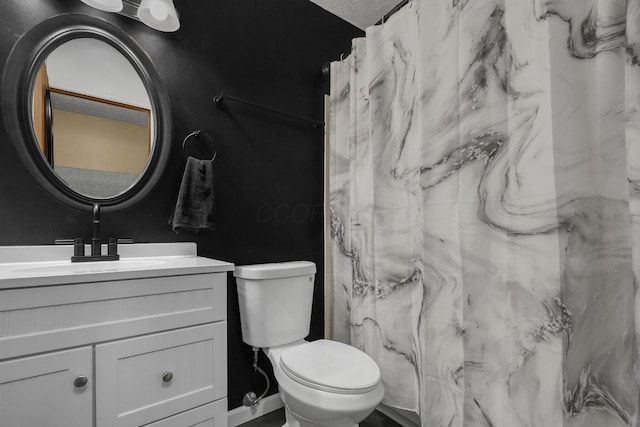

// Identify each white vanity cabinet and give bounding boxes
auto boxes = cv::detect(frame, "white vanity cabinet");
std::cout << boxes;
[0,243,233,427]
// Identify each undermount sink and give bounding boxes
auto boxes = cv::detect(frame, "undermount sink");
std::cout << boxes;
[12,258,166,275]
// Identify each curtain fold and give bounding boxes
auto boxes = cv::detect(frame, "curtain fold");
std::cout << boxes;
[329,0,640,425]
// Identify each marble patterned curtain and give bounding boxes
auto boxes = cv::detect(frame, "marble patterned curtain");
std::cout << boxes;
[328,0,640,426]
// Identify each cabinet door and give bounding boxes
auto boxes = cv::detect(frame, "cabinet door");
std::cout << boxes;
[0,347,93,427]
[96,323,226,427]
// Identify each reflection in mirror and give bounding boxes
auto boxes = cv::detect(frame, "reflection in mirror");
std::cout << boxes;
[31,38,154,199]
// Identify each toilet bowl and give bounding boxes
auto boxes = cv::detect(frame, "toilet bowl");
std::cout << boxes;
[266,340,384,427]
[234,262,384,427]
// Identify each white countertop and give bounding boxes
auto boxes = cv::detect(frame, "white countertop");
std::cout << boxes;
[0,243,234,289]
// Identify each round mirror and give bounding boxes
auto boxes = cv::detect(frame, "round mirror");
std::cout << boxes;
[35,38,154,199]
[1,14,171,211]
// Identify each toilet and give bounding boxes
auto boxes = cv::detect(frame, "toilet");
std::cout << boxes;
[234,261,384,427]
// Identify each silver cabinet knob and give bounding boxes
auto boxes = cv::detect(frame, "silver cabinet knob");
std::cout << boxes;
[162,371,173,383]
[73,375,88,388]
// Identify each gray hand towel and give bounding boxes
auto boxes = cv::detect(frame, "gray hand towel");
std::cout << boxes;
[170,156,216,232]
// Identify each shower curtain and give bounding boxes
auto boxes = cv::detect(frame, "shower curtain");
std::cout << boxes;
[328,0,640,426]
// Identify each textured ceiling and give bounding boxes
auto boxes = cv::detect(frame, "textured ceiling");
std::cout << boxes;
[307,0,406,30]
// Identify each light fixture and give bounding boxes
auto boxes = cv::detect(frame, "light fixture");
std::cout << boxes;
[137,0,180,32]
[80,0,123,13]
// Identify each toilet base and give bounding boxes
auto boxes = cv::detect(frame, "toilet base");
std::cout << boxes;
[282,403,358,427]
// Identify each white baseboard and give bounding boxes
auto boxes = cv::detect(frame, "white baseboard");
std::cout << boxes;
[227,393,284,427]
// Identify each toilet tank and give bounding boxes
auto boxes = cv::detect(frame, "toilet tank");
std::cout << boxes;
[234,261,316,348]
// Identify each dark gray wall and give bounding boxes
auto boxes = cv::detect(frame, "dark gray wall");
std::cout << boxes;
[0,0,362,410]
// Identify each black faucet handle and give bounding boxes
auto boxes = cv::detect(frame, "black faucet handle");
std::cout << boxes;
[56,238,85,257]
[74,238,85,257]
[108,238,118,256]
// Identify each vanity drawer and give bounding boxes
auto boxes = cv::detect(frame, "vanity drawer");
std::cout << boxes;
[0,272,226,360]
[144,399,227,427]
[96,323,227,427]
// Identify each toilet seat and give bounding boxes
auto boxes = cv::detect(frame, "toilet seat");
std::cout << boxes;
[279,340,381,395]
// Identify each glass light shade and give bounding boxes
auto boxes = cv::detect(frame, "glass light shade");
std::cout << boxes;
[80,0,123,13]
[138,0,180,32]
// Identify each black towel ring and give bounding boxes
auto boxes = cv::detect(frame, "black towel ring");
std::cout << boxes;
[182,130,217,161]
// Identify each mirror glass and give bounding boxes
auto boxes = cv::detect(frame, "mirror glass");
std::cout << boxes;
[30,38,154,199]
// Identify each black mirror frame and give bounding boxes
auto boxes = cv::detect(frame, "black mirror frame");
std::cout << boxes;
[1,14,172,212]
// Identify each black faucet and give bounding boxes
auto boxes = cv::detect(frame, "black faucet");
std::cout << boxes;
[68,202,121,262]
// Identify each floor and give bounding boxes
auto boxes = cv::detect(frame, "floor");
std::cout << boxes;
[239,408,402,427]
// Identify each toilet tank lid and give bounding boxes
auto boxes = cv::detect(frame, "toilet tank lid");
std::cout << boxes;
[234,261,316,280]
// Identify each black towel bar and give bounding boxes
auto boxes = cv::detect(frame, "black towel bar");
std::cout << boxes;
[214,93,324,129]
